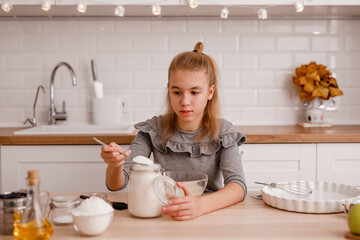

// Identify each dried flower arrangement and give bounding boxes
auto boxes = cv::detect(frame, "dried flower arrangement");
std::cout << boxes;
[292,61,344,102]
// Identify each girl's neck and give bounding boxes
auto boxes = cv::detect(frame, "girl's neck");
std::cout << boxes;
[176,118,202,132]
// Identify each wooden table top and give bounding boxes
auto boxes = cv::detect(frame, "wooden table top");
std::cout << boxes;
[2,191,350,239]
[1,125,360,145]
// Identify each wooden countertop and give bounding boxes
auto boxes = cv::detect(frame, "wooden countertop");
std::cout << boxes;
[1,191,350,240]
[1,125,360,145]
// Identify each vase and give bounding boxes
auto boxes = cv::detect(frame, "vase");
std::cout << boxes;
[304,98,324,123]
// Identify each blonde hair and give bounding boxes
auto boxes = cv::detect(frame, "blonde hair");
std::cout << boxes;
[160,42,220,143]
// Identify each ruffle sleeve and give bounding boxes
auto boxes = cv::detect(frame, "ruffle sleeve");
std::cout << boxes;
[134,117,246,158]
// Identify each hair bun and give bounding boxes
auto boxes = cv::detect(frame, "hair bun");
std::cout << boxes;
[193,42,204,53]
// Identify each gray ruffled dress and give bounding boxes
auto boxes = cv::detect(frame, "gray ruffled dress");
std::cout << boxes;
[116,116,247,196]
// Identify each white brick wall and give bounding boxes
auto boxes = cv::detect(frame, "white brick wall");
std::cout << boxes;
[0,18,359,126]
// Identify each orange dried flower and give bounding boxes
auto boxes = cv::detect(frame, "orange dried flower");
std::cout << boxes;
[292,61,344,101]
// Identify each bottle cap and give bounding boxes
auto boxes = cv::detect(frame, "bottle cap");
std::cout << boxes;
[27,170,40,186]
[28,170,39,179]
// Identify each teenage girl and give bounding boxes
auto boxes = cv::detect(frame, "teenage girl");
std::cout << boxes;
[101,42,246,221]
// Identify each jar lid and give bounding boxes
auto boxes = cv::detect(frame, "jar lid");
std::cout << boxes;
[130,163,161,171]
[52,196,79,208]
[0,191,27,200]
[153,176,184,205]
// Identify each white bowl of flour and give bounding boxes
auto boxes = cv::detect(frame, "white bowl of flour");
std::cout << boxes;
[72,196,114,236]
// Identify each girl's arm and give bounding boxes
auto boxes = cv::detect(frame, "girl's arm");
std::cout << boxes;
[105,165,126,191]
[162,182,245,221]
[101,143,130,191]
[102,131,153,191]
[198,182,245,214]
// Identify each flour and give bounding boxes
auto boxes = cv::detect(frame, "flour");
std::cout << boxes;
[53,215,73,224]
[132,156,153,165]
[72,197,113,216]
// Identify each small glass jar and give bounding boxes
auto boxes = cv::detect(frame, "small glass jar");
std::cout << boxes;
[50,196,80,225]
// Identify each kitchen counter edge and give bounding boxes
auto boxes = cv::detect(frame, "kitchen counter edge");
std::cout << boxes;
[1,125,360,145]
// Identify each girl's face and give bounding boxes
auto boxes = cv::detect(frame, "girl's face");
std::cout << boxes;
[168,69,215,132]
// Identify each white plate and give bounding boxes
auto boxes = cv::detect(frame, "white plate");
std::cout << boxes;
[261,181,360,213]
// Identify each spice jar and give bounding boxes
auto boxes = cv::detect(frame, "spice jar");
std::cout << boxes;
[0,191,27,235]
[128,163,164,218]
[50,196,80,225]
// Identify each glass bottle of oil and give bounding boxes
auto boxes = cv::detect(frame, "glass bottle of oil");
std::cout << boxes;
[13,170,54,239]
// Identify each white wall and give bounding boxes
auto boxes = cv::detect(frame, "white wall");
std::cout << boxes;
[0,18,359,126]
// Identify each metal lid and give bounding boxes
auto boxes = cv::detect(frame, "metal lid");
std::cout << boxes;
[130,163,161,171]
[0,191,27,200]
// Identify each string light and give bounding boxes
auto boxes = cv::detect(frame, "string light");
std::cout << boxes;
[1,1,308,19]
[41,0,51,11]
[114,5,125,17]
[151,3,161,16]
[188,0,198,9]
[295,0,304,12]
[257,8,267,20]
[1,1,12,13]
[220,7,229,19]
[77,0,87,13]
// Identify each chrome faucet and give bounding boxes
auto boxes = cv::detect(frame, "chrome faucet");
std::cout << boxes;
[49,62,77,125]
[24,85,45,127]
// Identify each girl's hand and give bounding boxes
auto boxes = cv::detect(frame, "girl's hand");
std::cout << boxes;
[162,182,203,221]
[100,142,131,168]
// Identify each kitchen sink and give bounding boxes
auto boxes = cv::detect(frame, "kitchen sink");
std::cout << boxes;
[14,123,135,135]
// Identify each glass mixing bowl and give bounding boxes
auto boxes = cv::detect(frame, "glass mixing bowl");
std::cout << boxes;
[163,171,208,197]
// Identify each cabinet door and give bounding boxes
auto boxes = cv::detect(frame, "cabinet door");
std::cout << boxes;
[0,145,129,193]
[241,144,316,191]
[317,143,360,187]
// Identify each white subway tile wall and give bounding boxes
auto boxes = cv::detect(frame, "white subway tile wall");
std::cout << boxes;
[0,19,359,126]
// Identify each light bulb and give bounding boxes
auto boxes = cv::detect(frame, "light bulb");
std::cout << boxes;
[114,5,125,17]
[151,4,161,16]
[188,0,198,9]
[1,1,12,13]
[41,0,51,11]
[295,0,304,12]
[220,7,229,19]
[257,8,267,20]
[77,1,87,13]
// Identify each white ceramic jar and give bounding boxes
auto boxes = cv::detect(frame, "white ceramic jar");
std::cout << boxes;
[128,163,163,218]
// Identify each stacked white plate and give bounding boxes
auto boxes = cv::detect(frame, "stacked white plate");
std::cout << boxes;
[261,181,360,213]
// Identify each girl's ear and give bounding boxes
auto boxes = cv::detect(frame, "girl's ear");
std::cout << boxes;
[208,85,215,100]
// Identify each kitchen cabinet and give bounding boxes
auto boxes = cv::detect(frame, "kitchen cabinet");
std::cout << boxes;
[1,144,315,193]
[243,143,360,190]
[242,143,317,191]
[317,143,360,186]
[0,145,129,193]
[1,143,359,193]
